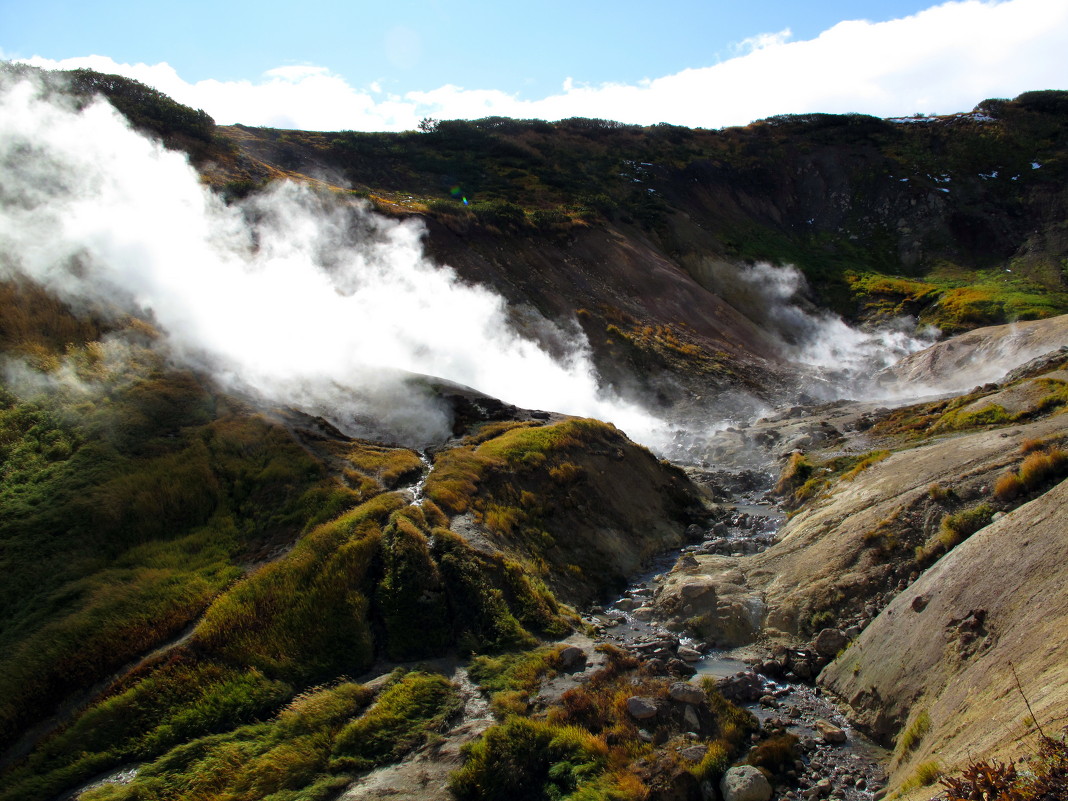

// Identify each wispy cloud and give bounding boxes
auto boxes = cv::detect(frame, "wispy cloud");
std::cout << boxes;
[17,0,1068,131]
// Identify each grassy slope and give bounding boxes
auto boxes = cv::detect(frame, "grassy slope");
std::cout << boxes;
[0,278,705,799]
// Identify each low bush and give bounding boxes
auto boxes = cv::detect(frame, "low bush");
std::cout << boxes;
[330,671,461,772]
[449,717,608,801]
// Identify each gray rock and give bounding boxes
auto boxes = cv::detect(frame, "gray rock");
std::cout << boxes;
[615,597,635,612]
[631,606,655,620]
[669,681,706,705]
[626,696,658,720]
[717,671,764,702]
[667,658,697,677]
[677,646,702,662]
[813,628,848,659]
[680,744,707,762]
[720,765,772,801]
[558,645,586,670]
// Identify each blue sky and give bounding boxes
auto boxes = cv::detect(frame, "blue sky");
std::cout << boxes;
[3,0,1066,130]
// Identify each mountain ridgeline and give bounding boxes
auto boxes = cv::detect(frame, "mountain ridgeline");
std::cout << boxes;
[2,64,1068,801]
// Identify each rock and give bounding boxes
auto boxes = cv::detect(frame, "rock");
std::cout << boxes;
[683,704,701,732]
[677,646,702,662]
[720,764,772,801]
[812,628,848,659]
[756,659,782,678]
[669,681,706,704]
[631,606,655,620]
[680,744,707,762]
[667,658,697,677]
[911,594,930,613]
[759,694,778,708]
[626,696,658,720]
[558,645,586,670]
[615,597,635,612]
[680,581,715,600]
[717,671,764,702]
[815,719,847,744]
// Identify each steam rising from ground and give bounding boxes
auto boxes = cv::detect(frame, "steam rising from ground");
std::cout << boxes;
[716,261,937,400]
[0,78,660,447]
[0,77,989,463]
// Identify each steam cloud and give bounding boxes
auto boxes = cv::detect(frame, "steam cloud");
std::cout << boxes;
[710,261,937,400]
[0,77,664,448]
[0,76,979,464]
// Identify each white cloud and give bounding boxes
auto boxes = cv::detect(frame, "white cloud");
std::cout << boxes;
[732,28,794,55]
[18,0,1068,131]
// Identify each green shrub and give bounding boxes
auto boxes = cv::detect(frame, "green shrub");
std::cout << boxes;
[449,717,607,801]
[330,671,461,772]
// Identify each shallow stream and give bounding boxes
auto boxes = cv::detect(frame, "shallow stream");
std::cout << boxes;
[584,469,890,800]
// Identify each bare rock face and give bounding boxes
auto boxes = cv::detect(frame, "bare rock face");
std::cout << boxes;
[820,478,1068,792]
[720,765,772,801]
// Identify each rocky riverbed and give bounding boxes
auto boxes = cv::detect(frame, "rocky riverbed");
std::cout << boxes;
[574,467,891,801]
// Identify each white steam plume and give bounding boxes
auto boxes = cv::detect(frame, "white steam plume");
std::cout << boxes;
[0,78,663,448]
[713,261,937,400]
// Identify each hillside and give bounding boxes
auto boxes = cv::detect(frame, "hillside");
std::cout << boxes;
[7,63,1068,416]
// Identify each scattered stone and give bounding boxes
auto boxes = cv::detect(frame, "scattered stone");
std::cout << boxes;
[626,696,658,720]
[815,719,847,744]
[683,705,701,732]
[759,694,778,708]
[720,764,772,801]
[677,646,702,662]
[669,681,706,705]
[680,744,707,762]
[666,658,697,677]
[717,671,764,702]
[558,645,586,671]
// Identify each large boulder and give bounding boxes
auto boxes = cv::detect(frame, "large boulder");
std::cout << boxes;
[720,765,772,801]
